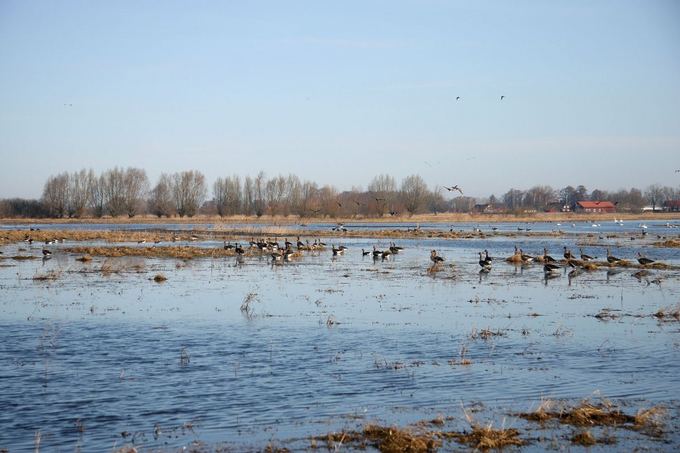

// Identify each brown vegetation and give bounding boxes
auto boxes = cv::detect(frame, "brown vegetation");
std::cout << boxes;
[65,246,238,260]
[516,400,666,437]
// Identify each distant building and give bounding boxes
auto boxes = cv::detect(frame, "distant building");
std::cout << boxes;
[575,201,616,213]
[473,203,506,214]
[545,202,570,213]
[663,200,680,212]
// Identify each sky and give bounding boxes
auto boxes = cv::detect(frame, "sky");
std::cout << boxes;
[1,0,679,199]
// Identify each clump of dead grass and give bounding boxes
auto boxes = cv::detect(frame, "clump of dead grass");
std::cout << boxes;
[516,399,666,437]
[65,246,237,260]
[443,424,524,450]
[653,304,680,322]
[75,255,92,262]
[153,274,167,283]
[315,425,441,452]
[32,270,62,281]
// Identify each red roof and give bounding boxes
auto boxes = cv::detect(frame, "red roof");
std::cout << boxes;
[577,201,615,209]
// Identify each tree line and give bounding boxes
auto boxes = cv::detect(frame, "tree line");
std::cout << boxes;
[0,167,678,218]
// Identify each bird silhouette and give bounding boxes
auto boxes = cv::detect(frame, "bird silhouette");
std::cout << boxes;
[456,96,461,101]
[500,96,505,100]
[443,185,463,195]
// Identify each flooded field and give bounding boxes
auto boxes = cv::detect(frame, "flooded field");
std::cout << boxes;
[1,224,680,451]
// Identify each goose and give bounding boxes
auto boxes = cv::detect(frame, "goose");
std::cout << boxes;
[544,262,561,274]
[382,249,392,260]
[189,235,199,241]
[430,250,444,264]
[543,248,556,263]
[637,253,655,266]
[372,246,383,259]
[361,249,370,256]
[284,238,293,249]
[563,247,573,260]
[479,252,491,270]
[224,241,235,250]
[235,244,245,255]
[296,236,305,249]
[606,248,621,264]
[271,250,283,261]
[42,249,52,257]
[483,250,493,265]
[506,246,523,263]
[389,242,403,254]
[332,245,344,256]
[283,248,295,261]
[519,249,534,263]
[579,248,594,261]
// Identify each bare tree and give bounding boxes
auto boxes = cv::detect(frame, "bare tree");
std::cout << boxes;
[645,184,665,211]
[368,174,396,216]
[102,167,126,217]
[400,175,428,215]
[122,168,148,217]
[66,169,91,218]
[172,170,207,217]
[42,173,70,217]
[88,172,106,218]
[148,173,174,217]
[213,177,228,217]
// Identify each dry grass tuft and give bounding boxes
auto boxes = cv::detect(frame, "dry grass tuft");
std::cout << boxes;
[634,406,667,436]
[363,425,442,452]
[153,273,167,283]
[75,255,92,262]
[65,246,237,260]
[446,424,524,450]
[32,270,61,281]
[571,430,597,446]
[653,304,680,322]
[517,400,665,437]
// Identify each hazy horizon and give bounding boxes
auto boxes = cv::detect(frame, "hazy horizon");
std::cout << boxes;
[1,1,679,199]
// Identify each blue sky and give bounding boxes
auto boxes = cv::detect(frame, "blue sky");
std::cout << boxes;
[1,0,679,198]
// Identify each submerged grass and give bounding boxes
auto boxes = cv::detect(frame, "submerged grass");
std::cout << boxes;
[516,399,666,437]
[65,246,239,259]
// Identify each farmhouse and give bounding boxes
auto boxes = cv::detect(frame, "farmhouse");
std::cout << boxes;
[574,200,616,213]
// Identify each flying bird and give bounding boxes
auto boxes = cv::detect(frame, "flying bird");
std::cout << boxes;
[443,185,463,195]
[500,96,505,100]
[456,96,461,101]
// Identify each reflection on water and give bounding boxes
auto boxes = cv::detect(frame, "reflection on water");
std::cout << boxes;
[1,232,679,450]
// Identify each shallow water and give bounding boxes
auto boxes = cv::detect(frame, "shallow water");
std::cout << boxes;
[1,230,680,451]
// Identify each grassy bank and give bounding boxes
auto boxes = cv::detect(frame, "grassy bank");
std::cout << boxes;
[1,211,679,225]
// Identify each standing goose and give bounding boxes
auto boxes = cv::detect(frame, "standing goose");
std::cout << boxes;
[579,248,594,261]
[372,246,383,259]
[483,250,493,265]
[361,248,370,256]
[637,252,655,266]
[544,262,561,274]
[42,249,52,257]
[563,247,573,260]
[479,252,491,270]
[235,244,245,255]
[606,248,621,264]
[519,249,534,263]
[430,250,444,264]
[543,248,556,263]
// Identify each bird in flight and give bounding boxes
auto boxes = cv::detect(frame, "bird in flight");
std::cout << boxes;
[456,96,461,101]
[443,185,463,195]
[500,96,505,100]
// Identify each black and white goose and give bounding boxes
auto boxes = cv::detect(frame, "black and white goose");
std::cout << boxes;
[361,248,370,256]
[579,248,594,261]
[563,246,574,260]
[637,252,655,266]
[479,252,491,271]
[544,262,561,274]
[42,249,52,257]
[543,248,556,263]
[606,248,621,264]
[430,250,444,264]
